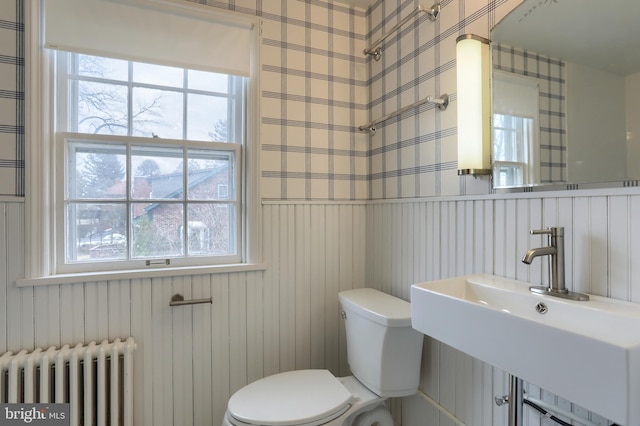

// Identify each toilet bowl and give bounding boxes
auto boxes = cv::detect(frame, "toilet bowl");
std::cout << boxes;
[222,288,423,426]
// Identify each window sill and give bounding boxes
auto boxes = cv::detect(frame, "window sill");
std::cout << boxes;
[16,262,266,287]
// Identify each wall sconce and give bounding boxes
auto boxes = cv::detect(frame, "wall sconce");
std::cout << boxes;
[456,34,492,176]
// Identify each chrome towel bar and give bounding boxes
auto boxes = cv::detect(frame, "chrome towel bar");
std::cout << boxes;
[169,293,213,307]
[359,94,449,135]
[364,3,440,61]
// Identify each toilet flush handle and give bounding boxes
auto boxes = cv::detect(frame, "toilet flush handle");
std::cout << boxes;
[341,311,347,319]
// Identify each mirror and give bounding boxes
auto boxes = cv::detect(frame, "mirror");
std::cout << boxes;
[490,0,640,189]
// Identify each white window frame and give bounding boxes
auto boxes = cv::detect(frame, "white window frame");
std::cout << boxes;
[21,0,262,286]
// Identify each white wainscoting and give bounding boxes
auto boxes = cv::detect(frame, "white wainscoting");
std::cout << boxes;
[366,192,640,425]
[2,193,637,426]
[0,201,366,425]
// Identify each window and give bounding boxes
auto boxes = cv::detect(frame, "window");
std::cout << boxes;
[58,53,244,272]
[493,114,534,187]
[23,0,261,283]
[492,71,540,187]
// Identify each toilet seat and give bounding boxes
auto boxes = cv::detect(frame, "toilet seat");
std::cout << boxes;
[227,370,352,426]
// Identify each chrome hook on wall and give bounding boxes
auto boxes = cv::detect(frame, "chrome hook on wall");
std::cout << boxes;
[365,47,382,61]
[361,125,377,136]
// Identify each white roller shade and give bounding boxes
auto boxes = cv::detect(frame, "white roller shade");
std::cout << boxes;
[493,71,539,118]
[44,0,253,76]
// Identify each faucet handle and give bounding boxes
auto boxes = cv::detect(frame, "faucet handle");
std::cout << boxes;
[530,227,564,236]
[530,228,552,235]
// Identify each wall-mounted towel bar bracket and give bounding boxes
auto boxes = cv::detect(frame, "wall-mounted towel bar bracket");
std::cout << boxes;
[364,3,440,61]
[169,293,213,307]
[359,94,449,135]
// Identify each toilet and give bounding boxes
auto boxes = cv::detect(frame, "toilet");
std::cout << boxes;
[222,288,424,426]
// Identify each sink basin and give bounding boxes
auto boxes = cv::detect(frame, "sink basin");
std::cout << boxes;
[410,274,640,425]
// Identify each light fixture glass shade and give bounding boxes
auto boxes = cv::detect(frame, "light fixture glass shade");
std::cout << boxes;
[456,34,491,176]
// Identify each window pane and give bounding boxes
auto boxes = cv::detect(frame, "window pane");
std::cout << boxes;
[132,88,183,139]
[188,70,229,93]
[187,149,234,201]
[75,81,128,135]
[67,141,127,199]
[133,62,184,88]
[496,165,523,187]
[187,94,228,141]
[131,146,184,200]
[77,54,128,81]
[187,204,235,256]
[67,203,127,262]
[493,114,532,163]
[132,204,184,258]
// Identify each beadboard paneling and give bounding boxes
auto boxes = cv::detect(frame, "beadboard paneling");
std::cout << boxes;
[3,193,639,426]
[0,201,366,426]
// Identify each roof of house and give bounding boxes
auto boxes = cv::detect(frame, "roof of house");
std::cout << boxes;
[103,164,230,219]
[143,164,230,215]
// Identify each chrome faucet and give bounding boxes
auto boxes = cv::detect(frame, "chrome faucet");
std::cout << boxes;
[522,227,589,301]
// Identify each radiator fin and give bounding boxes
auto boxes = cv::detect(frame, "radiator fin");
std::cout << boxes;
[0,338,136,426]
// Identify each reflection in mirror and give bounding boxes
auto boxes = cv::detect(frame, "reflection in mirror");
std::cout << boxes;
[492,71,540,186]
[490,0,640,189]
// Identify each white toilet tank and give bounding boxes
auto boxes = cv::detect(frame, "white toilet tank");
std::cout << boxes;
[339,288,423,398]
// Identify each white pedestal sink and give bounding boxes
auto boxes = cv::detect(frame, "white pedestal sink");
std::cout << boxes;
[410,274,640,425]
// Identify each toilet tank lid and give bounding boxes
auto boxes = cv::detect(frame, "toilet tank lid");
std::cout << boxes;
[339,288,412,327]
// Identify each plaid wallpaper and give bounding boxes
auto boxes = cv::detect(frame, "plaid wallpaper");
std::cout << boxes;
[186,0,370,201]
[250,1,369,201]
[493,43,566,184]
[0,0,23,197]
[1,0,535,200]
[366,0,523,198]
[0,0,370,200]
